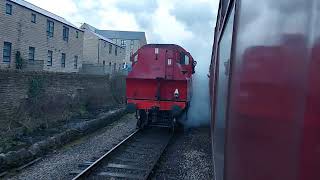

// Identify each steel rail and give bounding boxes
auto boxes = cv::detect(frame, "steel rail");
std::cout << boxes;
[72,129,140,180]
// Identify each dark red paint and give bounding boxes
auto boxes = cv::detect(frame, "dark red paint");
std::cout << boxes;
[126,44,195,111]
[210,0,320,180]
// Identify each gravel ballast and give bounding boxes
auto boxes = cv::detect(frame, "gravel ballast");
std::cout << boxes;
[152,127,214,180]
[6,114,137,180]
[0,108,126,174]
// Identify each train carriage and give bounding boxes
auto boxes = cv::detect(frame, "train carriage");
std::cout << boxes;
[126,44,196,130]
[210,0,320,180]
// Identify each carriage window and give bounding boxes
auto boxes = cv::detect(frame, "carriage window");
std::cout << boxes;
[168,58,172,65]
[185,55,190,65]
[213,4,235,180]
[180,53,190,65]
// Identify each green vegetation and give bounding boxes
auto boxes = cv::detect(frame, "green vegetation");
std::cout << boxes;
[0,136,26,153]
[79,103,89,117]
[15,51,23,69]
[28,76,45,102]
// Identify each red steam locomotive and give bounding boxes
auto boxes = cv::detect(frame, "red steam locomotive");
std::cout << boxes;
[210,0,320,180]
[126,44,196,130]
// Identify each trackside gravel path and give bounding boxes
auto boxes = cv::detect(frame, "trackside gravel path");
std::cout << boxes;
[7,114,137,180]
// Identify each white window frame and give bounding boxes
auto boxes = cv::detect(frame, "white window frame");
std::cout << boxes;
[29,47,35,61]
[168,58,172,65]
[47,50,53,66]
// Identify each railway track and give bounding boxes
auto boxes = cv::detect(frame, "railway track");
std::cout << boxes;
[72,127,173,180]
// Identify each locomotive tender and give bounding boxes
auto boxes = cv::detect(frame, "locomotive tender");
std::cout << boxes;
[126,44,196,130]
[210,0,320,180]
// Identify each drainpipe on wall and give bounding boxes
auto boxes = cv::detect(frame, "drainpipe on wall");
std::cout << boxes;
[98,40,100,64]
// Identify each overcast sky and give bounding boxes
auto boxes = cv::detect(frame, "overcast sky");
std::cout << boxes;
[27,0,219,72]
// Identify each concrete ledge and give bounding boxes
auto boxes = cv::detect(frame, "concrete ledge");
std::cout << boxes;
[0,108,126,173]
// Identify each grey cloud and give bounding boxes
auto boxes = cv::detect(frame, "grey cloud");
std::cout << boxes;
[115,0,158,31]
[116,0,158,14]
[169,1,216,40]
[135,14,153,29]
[168,1,216,67]
[168,1,218,127]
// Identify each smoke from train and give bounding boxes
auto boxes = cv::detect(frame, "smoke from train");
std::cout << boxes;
[184,51,211,128]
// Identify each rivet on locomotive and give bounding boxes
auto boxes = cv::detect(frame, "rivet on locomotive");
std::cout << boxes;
[126,44,197,130]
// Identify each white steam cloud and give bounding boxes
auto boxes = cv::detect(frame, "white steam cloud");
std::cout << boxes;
[185,73,211,128]
[182,45,213,128]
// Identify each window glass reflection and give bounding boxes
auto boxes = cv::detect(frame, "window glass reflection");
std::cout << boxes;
[213,5,235,180]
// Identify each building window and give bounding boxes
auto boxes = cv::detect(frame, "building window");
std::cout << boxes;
[63,26,69,42]
[76,31,79,38]
[61,53,66,68]
[121,40,126,47]
[109,44,112,54]
[130,40,134,51]
[3,42,12,62]
[109,62,111,66]
[47,50,53,66]
[47,20,54,38]
[103,61,106,66]
[28,47,35,61]
[115,47,118,56]
[74,56,78,69]
[6,3,12,15]
[31,13,36,23]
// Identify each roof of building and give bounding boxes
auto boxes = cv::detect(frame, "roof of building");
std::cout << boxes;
[82,23,97,32]
[95,30,146,41]
[81,23,124,49]
[9,0,81,30]
[95,32,125,49]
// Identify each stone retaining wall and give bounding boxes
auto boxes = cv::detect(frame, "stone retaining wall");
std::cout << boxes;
[0,69,126,133]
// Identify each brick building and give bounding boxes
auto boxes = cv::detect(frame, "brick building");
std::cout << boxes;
[0,0,84,73]
[80,23,147,66]
[97,30,147,66]
[80,23,125,75]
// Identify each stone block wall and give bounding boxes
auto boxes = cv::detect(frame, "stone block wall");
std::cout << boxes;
[0,70,125,132]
